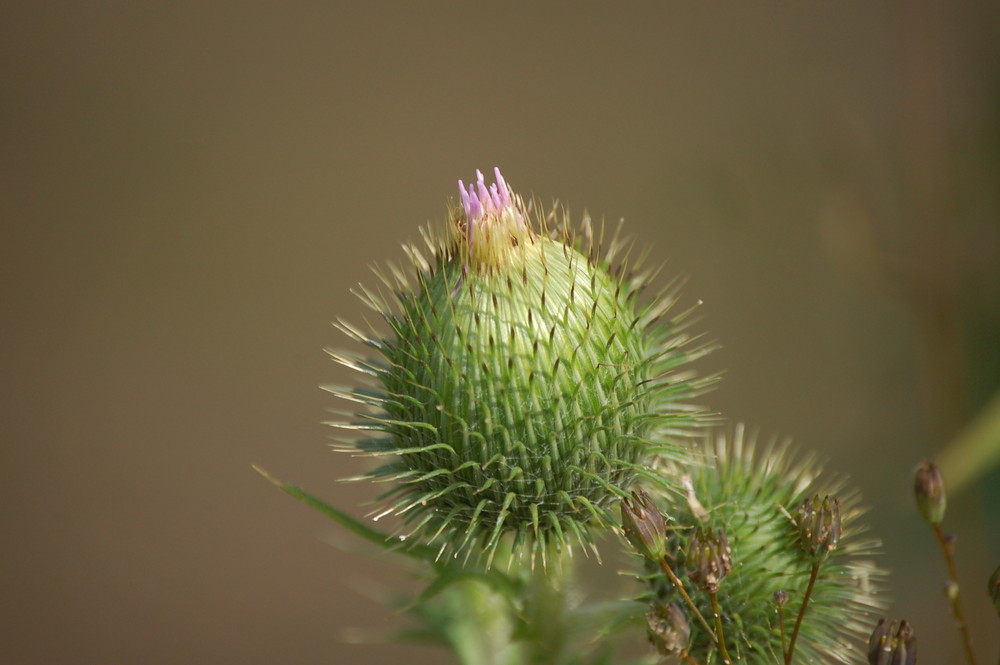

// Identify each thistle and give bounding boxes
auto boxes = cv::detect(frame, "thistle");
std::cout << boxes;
[327,168,711,567]
[635,426,884,665]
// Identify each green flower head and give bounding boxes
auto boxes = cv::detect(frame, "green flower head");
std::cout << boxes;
[327,169,712,567]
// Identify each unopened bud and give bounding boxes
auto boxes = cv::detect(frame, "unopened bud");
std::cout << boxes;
[867,618,916,665]
[686,526,731,593]
[620,489,667,561]
[797,495,842,561]
[914,461,946,525]
[646,601,691,656]
[774,589,788,609]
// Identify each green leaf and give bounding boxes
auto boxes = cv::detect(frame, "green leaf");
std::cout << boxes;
[410,566,521,609]
[938,387,1000,493]
[252,464,438,563]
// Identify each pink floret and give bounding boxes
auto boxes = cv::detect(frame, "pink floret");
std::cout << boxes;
[458,168,512,221]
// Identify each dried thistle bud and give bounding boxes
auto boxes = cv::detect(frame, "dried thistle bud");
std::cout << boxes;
[989,565,1000,618]
[646,601,691,656]
[621,489,667,561]
[686,526,731,593]
[797,494,842,561]
[913,461,946,525]
[867,618,916,665]
[773,589,788,609]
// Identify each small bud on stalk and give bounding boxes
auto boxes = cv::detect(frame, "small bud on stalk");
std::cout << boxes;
[913,461,946,526]
[621,490,667,561]
[686,526,732,593]
[867,618,916,665]
[797,495,842,562]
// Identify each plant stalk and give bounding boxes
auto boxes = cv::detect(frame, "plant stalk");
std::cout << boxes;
[932,523,978,665]
[785,563,819,665]
[777,602,788,659]
[709,591,733,665]
[657,557,717,646]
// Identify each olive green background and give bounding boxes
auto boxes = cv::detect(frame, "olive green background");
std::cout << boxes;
[3,2,998,663]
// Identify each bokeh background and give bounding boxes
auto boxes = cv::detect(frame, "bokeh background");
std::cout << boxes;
[3,2,999,663]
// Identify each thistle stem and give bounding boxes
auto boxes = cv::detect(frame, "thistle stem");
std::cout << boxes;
[777,602,788,659]
[785,563,819,665]
[932,523,978,665]
[708,591,734,665]
[657,557,717,646]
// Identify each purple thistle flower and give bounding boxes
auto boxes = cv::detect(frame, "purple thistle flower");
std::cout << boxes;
[456,168,523,256]
[458,167,516,221]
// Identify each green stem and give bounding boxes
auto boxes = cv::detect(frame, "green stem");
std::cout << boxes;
[932,523,978,665]
[785,563,818,665]
[709,591,734,665]
[777,601,788,659]
[657,557,717,646]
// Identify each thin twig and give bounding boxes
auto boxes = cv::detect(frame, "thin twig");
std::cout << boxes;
[933,523,978,665]
[785,563,819,665]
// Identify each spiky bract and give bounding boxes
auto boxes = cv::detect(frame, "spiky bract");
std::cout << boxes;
[327,170,711,567]
[642,426,884,664]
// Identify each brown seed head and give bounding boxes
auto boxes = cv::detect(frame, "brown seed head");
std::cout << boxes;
[685,526,731,593]
[797,495,842,561]
[914,461,946,526]
[646,601,691,656]
[867,618,916,665]
[620,489,667,561]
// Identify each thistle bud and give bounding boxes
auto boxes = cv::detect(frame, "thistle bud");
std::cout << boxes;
[867,618,916,665]
[773,589,788,609]
[913,461,946,525]
[797,495,842,561]
[330,168,709,566]
[646,601,691,656]
[686,526,731,593]
[620,489,667,561]
[989,565,1000,618]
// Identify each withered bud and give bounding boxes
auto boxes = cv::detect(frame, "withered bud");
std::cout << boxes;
[774,589,788,609]
[797,495,842,561]
[685,526,732,593]
[867,618,917,665]
[620,489,667,561]
[914,461,946,525]
[646,601,691,656]
[989,565,1000,618]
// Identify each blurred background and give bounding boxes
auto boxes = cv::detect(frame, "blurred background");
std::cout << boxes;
[3,2,999,663]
